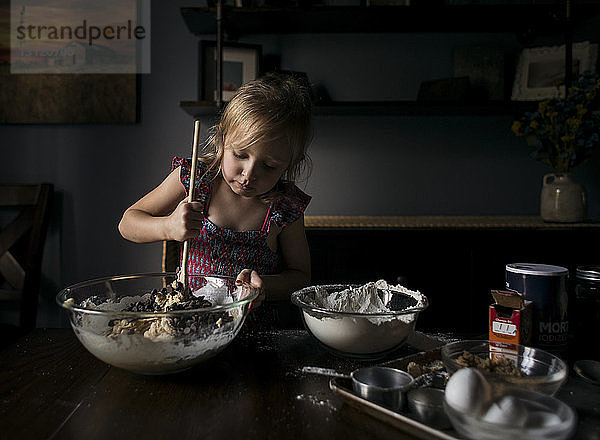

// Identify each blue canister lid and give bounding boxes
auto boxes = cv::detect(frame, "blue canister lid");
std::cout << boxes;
[506,263,568,277]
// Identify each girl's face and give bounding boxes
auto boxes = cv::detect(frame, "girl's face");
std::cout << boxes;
[221,135,291,198]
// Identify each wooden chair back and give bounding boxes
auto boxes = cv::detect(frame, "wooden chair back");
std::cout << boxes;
[0,184,53,331]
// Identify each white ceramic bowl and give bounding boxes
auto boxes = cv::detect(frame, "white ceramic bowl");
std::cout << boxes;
[291,283,428,359]
[57,272,259,374]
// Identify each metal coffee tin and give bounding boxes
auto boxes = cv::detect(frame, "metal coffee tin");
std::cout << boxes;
[574,265,600,360]
[505,263,569,352]
[576,265,600,283]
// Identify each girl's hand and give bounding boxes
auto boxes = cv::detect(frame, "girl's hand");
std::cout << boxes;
[236,269,265,309]
[167,200,204,241]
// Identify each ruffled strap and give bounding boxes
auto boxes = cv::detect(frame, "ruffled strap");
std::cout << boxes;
[264,186,311,232]
[171,157,213,210]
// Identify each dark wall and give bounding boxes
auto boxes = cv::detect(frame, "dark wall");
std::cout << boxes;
[0,1,598,327]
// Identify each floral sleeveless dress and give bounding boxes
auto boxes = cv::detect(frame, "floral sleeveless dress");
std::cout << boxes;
[172,157,311,291]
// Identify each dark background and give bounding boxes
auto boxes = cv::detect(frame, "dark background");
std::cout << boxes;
[1,1,599,329]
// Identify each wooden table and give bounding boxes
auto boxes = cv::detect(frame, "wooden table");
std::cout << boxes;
[1,329,598,440]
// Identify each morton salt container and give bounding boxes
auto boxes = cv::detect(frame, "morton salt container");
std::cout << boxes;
[505,263,569,355]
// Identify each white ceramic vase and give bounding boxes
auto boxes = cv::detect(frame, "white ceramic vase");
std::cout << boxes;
[540,173,587,223]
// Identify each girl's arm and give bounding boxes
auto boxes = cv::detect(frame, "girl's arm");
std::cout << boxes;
[118,167,204,243]
[253,215,311,301]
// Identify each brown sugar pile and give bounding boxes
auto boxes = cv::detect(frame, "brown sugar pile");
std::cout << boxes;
[456,350,525,377]
[406,359,445,378]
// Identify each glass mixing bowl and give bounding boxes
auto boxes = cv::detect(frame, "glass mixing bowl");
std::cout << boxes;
[441,340,568,396]
[56,273,259,375]
[291,283,428,359]
[444,388,576,440]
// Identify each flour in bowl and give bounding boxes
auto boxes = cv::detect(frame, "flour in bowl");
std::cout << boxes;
[311,279,425,319]
[298,280,428,356]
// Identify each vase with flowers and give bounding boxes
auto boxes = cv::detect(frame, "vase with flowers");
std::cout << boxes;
[512,70,600,222]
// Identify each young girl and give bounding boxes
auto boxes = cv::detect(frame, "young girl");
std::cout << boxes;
[118,73,313,306]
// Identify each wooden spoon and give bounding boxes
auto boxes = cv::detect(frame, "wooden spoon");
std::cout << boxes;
[178,119,202,296]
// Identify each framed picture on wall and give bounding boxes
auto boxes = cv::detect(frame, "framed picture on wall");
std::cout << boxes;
[199,41,261,102]
[511,41,598,101]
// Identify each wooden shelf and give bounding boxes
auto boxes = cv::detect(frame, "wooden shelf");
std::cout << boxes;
[179,4,597,118]
[180,100,536,117]
[180,101,221,117]
[312,101,536,116]
[304,215,600,230]
[180,4,599,37]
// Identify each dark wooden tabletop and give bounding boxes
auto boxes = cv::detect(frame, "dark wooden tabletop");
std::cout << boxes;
[1,329,598,440]
[0,328,419,440]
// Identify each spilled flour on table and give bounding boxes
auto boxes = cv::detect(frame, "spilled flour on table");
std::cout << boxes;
[296,393,337,412]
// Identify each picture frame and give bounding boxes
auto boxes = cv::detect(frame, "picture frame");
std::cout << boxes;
[200,41,261,102]
[453,44,505,101]
[511,41,598,101]
[1,0,143,124]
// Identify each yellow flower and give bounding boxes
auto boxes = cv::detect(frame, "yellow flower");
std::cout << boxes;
[576,104,588,116]
[511,121,522,135]
[561,135,573,144]
[513,71,600,172]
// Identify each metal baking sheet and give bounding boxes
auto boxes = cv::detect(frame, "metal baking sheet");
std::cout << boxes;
[329,349,460,440]
[380,348,444,371]
[329,377,459,440]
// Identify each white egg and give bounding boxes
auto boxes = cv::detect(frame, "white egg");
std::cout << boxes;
[482,395,527,427]
[445,367,492,416]
[525,410,562,428]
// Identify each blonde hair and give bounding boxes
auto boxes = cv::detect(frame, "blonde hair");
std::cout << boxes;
[201,73,313,201]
